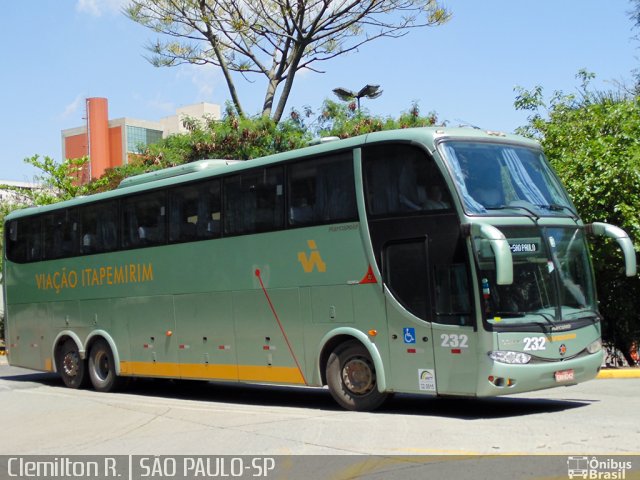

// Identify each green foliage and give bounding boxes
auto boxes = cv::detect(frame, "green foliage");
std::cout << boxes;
[515,72,640,360]
[20,155,108,204]
[315,100,439,138]
[135,111,312,167]
[133,101,440,168]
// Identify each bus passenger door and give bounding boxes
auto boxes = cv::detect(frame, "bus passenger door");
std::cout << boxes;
[384,239,437,395]
[429,243,478,396]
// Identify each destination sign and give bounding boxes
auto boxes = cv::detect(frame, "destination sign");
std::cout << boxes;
[509,242,539,254]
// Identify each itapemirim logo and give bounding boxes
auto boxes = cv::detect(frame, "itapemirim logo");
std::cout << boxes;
[297,240,326,273]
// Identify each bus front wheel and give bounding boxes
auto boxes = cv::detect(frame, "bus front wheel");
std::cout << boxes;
[57,340,89,389]
[88,339,124,392]
[326,340,388,411]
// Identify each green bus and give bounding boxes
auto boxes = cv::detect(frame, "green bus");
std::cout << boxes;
[3,127,636,411]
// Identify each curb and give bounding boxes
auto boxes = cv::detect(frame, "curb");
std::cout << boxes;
[597,368,640,379]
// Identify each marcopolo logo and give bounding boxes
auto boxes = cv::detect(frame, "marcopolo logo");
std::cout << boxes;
[567,456,633,479]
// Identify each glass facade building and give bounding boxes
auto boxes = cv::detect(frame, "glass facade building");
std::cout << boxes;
[126,125,163,154]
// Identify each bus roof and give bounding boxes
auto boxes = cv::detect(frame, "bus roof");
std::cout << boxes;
[5,127,540,221]
[116,159,242,189]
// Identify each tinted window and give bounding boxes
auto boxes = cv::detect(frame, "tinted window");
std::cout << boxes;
[122,191,167,248]
[385,240,429,320]
[80,201,118,254]
[434,264,472,325]
[288,154,356,226]
[6,218,42,263]
[363,144,451,217]
[170,180,221,243]
[44,209,79,260]
[224,167,284,235]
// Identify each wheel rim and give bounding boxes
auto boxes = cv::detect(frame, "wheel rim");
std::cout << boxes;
[93,350,111,382]
[62,351,80,377]
[341,356,375,395]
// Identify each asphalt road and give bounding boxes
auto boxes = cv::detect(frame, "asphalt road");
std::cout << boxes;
[0,362,638,457]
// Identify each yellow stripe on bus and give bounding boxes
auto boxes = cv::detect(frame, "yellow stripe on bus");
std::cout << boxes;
[238,365,305,384]
[550,333,577,342]
[120,361,180,377]
[119,361,305,384]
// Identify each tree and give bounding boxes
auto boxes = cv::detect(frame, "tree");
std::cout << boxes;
[125,0,450,121]
[133,99,439,166]
[629,0,640,93]
[20,155,108,203]
[136,107,312,166]
[515,72,640,365]
[315,98,439,137]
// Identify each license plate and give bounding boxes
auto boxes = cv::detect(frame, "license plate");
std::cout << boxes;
[555,369,574,382]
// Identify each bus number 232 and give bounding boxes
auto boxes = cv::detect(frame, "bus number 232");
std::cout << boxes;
[440,334,469,348]
[523,337,546,351]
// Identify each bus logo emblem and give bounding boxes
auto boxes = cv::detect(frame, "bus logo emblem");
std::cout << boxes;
[297,240,327,273]
[559,344,567,356]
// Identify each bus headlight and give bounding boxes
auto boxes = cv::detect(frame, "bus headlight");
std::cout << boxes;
[586,338,602,354]
[488,351,531,364]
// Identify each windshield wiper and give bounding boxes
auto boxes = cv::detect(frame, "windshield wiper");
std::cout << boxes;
[486,205,540,221]
[537,203,579,220]
[562,309,601,321]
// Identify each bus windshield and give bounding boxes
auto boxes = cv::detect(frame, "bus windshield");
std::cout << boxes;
[476,226,597,327]
[440,141,574,215]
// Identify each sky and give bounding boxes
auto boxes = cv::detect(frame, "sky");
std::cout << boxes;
[1,1,638,182]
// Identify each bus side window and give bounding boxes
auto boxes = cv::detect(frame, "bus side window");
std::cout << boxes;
[170,179,222,243]
[170,184,199,243]
[384,240,429,321]
[224,167,284,235]
[364,144,451,217]
[7,218,42,263]
[433,264,472,326]
[6,220,23,262]
[432,235,473,326]
[196,180,221,239]
[288,154,356,227]
[44,210,79,260]
[122,191,167,248]
[80,201,118,254]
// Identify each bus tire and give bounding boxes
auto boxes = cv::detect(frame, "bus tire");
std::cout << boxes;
[57,339,89,389]
[88,339,124,392]
[326,340,388,411]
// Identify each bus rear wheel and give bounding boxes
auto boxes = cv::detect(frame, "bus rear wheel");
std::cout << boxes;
[88,339,124,392]
[57,340,89,389]
[326,340,388,411]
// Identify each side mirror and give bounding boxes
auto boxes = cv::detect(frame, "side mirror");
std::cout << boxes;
[469,223,513,285]
[586,222,637,277]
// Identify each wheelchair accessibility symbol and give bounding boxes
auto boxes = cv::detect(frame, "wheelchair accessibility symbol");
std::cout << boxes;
[403,327,416,344]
